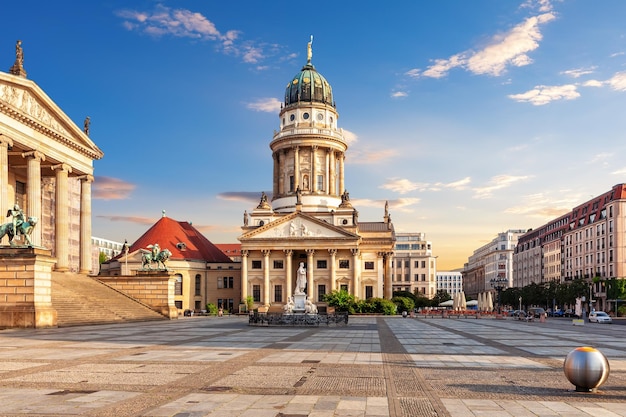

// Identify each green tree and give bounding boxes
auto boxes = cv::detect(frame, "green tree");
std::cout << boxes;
[391,296,415,313]
[431,290,451,306]
[98,251,108,264]
[323,290,357,313]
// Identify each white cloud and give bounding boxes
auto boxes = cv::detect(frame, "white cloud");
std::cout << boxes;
[587,152,613,166]
[391,91,408,98]
[504,191,579,218]
[508,84,579,105]
[561,67,597,78]
[380,178,427,194]
[611,167,626,175]
[419,10,555,79]
[582,79,603,88]
[441,177,471,190]
[473,175,531,199]
[246,98,282,112]
[348,148,396,164]
[352,198,420,213]
[606,71,626,91]
[342,129,358,146]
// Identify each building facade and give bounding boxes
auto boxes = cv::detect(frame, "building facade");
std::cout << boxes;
[436,271,463,297]
[238,41,395,308]
[462,229,527,299]
[0,41,103,273]
[391,232,437,297]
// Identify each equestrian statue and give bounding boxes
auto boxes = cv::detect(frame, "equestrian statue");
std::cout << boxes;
[0,204,37,247]
[141,243,172,270]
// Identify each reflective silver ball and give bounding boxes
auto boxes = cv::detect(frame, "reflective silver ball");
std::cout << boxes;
[563,346,610,392]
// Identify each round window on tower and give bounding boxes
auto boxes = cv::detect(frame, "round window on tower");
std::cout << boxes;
[290,114,295,122]
[303,112,310,120]
[317,113,324,121]
[330,116,334,123]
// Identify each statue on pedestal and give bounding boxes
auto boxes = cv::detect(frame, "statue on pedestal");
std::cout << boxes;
[295,262,307,294]
[0,204,37,247]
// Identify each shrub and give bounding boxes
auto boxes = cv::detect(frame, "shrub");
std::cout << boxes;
[391,296,415,313]
[205,303,218,316]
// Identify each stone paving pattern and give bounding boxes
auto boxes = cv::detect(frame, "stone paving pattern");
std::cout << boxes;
[0,316,624,416]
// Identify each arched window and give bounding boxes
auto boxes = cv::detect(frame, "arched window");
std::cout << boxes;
[175,274,183,296]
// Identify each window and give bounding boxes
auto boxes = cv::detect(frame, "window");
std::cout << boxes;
[195,274,201,296]
[317,260,327,269]
[289,175,294,192]
[421,261,426,268]
[218,277,234,289]
[175,274,182,295]
[364,261,374,270]
[175,300,182,309]
[339,259,350,269]
[274,285,282,303]
[273,260,284,269]
[253,285,261,302]
[414,261,419,268]
[340,284,348,292]
[318,284,326,302]
[317,175,324,191]
[365,286,373,299]
[251,260,262,269]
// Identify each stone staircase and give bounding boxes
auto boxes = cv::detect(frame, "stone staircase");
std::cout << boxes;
[51,272,167,327]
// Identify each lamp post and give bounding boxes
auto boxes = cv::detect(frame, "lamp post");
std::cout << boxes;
[490,277,508,314]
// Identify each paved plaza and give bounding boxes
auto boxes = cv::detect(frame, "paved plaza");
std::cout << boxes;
[0,316,625,417]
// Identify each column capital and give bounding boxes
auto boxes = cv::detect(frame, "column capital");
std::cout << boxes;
[51,163,72,173]
[306,249,315,255]
[78,174,95,183]
[22,150,45,162]
[242,250,249,257]
[351,248,359,256]
[283,249,293,257]
[328,248,337,256]
[0,134,13,148]
[261,249,271,257]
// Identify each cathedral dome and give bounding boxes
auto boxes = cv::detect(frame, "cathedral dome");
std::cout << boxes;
[284,41,334,108]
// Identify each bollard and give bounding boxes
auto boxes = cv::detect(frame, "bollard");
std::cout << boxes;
[563,346,610,392]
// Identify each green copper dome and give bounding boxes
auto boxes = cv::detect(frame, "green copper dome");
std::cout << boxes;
[284,39,334,108]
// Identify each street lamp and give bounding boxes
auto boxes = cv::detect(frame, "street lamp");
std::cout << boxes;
[490,277,508,314]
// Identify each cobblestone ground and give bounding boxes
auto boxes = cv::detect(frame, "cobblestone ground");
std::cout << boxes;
[0,316,624,416]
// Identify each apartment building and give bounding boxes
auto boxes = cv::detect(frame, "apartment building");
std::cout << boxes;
[392,233,437,298]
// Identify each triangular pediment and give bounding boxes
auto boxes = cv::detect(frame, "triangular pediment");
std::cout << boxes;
[240,212,359,241]
[0,72,103,160]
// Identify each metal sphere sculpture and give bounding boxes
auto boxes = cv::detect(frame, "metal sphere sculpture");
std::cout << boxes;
[563,346,610,392]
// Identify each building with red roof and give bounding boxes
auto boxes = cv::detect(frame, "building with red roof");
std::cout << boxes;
[100,212,240,313]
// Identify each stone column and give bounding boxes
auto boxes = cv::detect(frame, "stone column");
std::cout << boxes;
[329,150,336,195]
[352,248,360,299]
[339,153,345,196]
[329,249,337,291]
[284,249,293,300]
[22,151,45,247]
[272,152,278,197]
[306,249,315,300]
[325,149,330,194]
[262,249,271,306]
[293,146,300,192]
[384,252,393,299]
[0,136,13,235]
[241,250,249,300]
[311,145,317,193]
[78,175,93,274]
[52,164,72,271]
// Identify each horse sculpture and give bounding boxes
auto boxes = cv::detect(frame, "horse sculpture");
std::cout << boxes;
[0,216,38,247]
[141,248,171,270]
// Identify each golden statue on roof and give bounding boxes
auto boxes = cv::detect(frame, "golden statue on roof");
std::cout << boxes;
[307,35,313,64]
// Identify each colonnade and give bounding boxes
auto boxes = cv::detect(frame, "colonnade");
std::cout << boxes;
[0,136,93,273]
[272,146,345,197]
[240,248,394,305]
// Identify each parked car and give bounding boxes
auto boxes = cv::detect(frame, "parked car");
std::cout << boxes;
[511,310,525,318]
[564,309,578,318]
[528,307,546,318]
[589,311,612,324]
[551,309,564,317]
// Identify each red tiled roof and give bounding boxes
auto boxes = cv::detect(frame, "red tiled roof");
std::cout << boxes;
[121,216,232,263]
[215,243,242,257]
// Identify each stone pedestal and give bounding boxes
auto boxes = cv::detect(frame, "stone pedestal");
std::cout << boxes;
[99,270,179,319]
[0,247,57,328]
[293,293,306,313]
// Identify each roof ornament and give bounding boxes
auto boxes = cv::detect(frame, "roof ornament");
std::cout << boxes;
[9,40,27,78]
[307,35,313,64]
[83,117,91,136]
[162,210,166,217]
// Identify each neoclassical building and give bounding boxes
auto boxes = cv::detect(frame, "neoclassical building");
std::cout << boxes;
[238,41,395,308]
[0,41,103,273]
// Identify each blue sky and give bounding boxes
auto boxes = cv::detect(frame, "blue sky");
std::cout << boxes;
[3,0,626,270]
